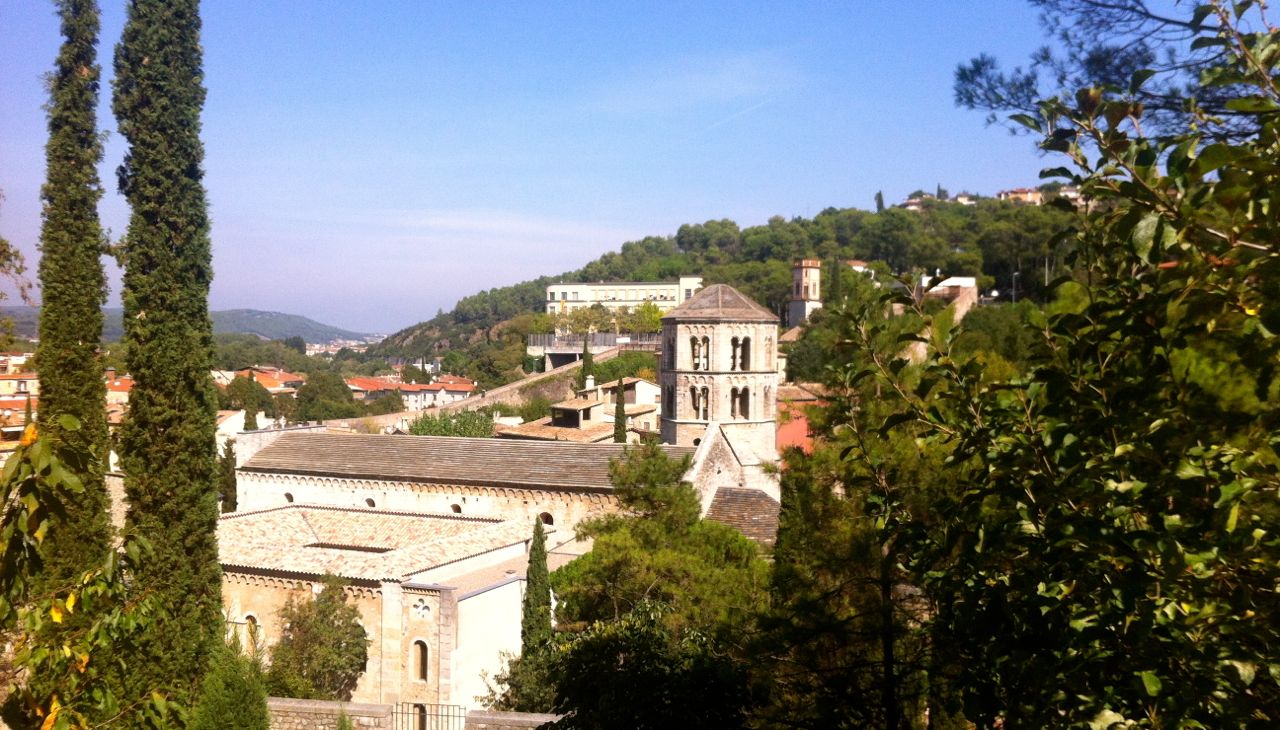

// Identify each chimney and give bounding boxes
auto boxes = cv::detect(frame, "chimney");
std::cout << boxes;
[585,374,595,390]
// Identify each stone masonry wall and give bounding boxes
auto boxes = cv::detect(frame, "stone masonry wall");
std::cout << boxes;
[267,698,391,730]
[465,710,560,729]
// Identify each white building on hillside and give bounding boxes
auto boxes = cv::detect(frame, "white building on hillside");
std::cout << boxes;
[544,276,703,316]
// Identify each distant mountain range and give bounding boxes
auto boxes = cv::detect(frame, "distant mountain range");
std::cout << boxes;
[0,306,371,344]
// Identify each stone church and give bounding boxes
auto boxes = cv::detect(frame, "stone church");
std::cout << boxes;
[218,282,785,709]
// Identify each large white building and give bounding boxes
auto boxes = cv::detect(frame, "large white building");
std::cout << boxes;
[544,276,703,315]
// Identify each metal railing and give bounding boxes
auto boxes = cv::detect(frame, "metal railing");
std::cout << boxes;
[392,702,465,730]
[526,332,662,349]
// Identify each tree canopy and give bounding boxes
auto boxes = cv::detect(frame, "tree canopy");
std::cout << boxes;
[266,576,369,702]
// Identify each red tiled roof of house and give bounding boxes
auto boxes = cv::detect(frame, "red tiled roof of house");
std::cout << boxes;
[0,373,38,380]
[346,376,397,393]
[435,374,473,385]
[105,377,134,393]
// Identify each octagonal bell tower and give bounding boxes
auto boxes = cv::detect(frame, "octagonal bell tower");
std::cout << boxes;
[659,284,779,459]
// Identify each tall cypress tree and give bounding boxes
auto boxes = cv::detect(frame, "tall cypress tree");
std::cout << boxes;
[113,0,221,708]
[521,518,552,652]
[613,378,627,443]
[34,0,111,593]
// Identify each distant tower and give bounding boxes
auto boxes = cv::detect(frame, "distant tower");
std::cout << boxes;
[788,259,822,327]
[659,284,779,460]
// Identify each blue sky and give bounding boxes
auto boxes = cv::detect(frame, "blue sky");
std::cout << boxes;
[0,1,1051,333]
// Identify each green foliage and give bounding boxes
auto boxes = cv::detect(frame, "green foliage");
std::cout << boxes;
[517,396,552,423]
[281,335,306,355]
[223,375,275,430]
[523,519,552,653]
[949,300,1044,370]
[213,333,313,374]
[112,0,222,710]
[820,8,1280,725]
[266,576,369,702]
[575,340,594,391]
[295,370,360,421]
[407,409,494,438]
[219,440,237,513]
[954,0,1251,139]
[191,638,269,730]
[31,0,112,640]
[590,351,656,386]
[617,301,663,333]
[336,711,354,730]
[613,380,627,443]
[544,603,751,730]
[1,419,175,727]
[551,443,767,634]
[363,390,404,416]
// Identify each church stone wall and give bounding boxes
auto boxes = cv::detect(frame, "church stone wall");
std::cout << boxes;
[222,572,453,706]
[236,471,616,535]
[267,698,391,729]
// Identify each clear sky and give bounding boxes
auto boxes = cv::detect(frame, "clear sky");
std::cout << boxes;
[0,1,1052,334]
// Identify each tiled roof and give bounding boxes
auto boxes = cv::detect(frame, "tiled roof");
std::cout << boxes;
[495,417,616,444]
[218,504,532,582]
[346,376,398,393]
[552,397,603,411]
[435,374,474,385]
[661,284,778,323]
[241,431,696,491]
[105,377,134,393]
[706,487,780,546]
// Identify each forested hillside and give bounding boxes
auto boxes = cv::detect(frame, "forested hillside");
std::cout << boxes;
[369,199,1073,384]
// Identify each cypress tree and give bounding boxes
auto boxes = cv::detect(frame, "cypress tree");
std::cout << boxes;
[826,255,844,306]
[521,518,552,652]
[219,440,237,513]
[613,378,627,443]
[112,0,221,708]
[576,338,594,390]
[33,0,111,593]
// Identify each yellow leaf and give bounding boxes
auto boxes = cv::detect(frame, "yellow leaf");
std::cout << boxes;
[74,652,89,673]
[65,592,76,614]
[20,423,37,447]
[40,695,59,730]
[50,605,63,624]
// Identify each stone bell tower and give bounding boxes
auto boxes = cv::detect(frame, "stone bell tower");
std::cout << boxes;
[658,284,779,461]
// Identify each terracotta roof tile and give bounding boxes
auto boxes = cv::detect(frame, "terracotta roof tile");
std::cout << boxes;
[241,431,695,491]
[706,487,780,546]
[218,504,531,582]
[661,283,778,323]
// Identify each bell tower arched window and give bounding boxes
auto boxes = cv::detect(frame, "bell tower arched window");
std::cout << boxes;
[690,337,701,371]
[700,336,710,371]
[740,337,751,370]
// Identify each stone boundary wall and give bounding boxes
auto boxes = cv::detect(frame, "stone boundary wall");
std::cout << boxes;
[267,697,391,729]
[266,699,558,730]
[466,710,560,729]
